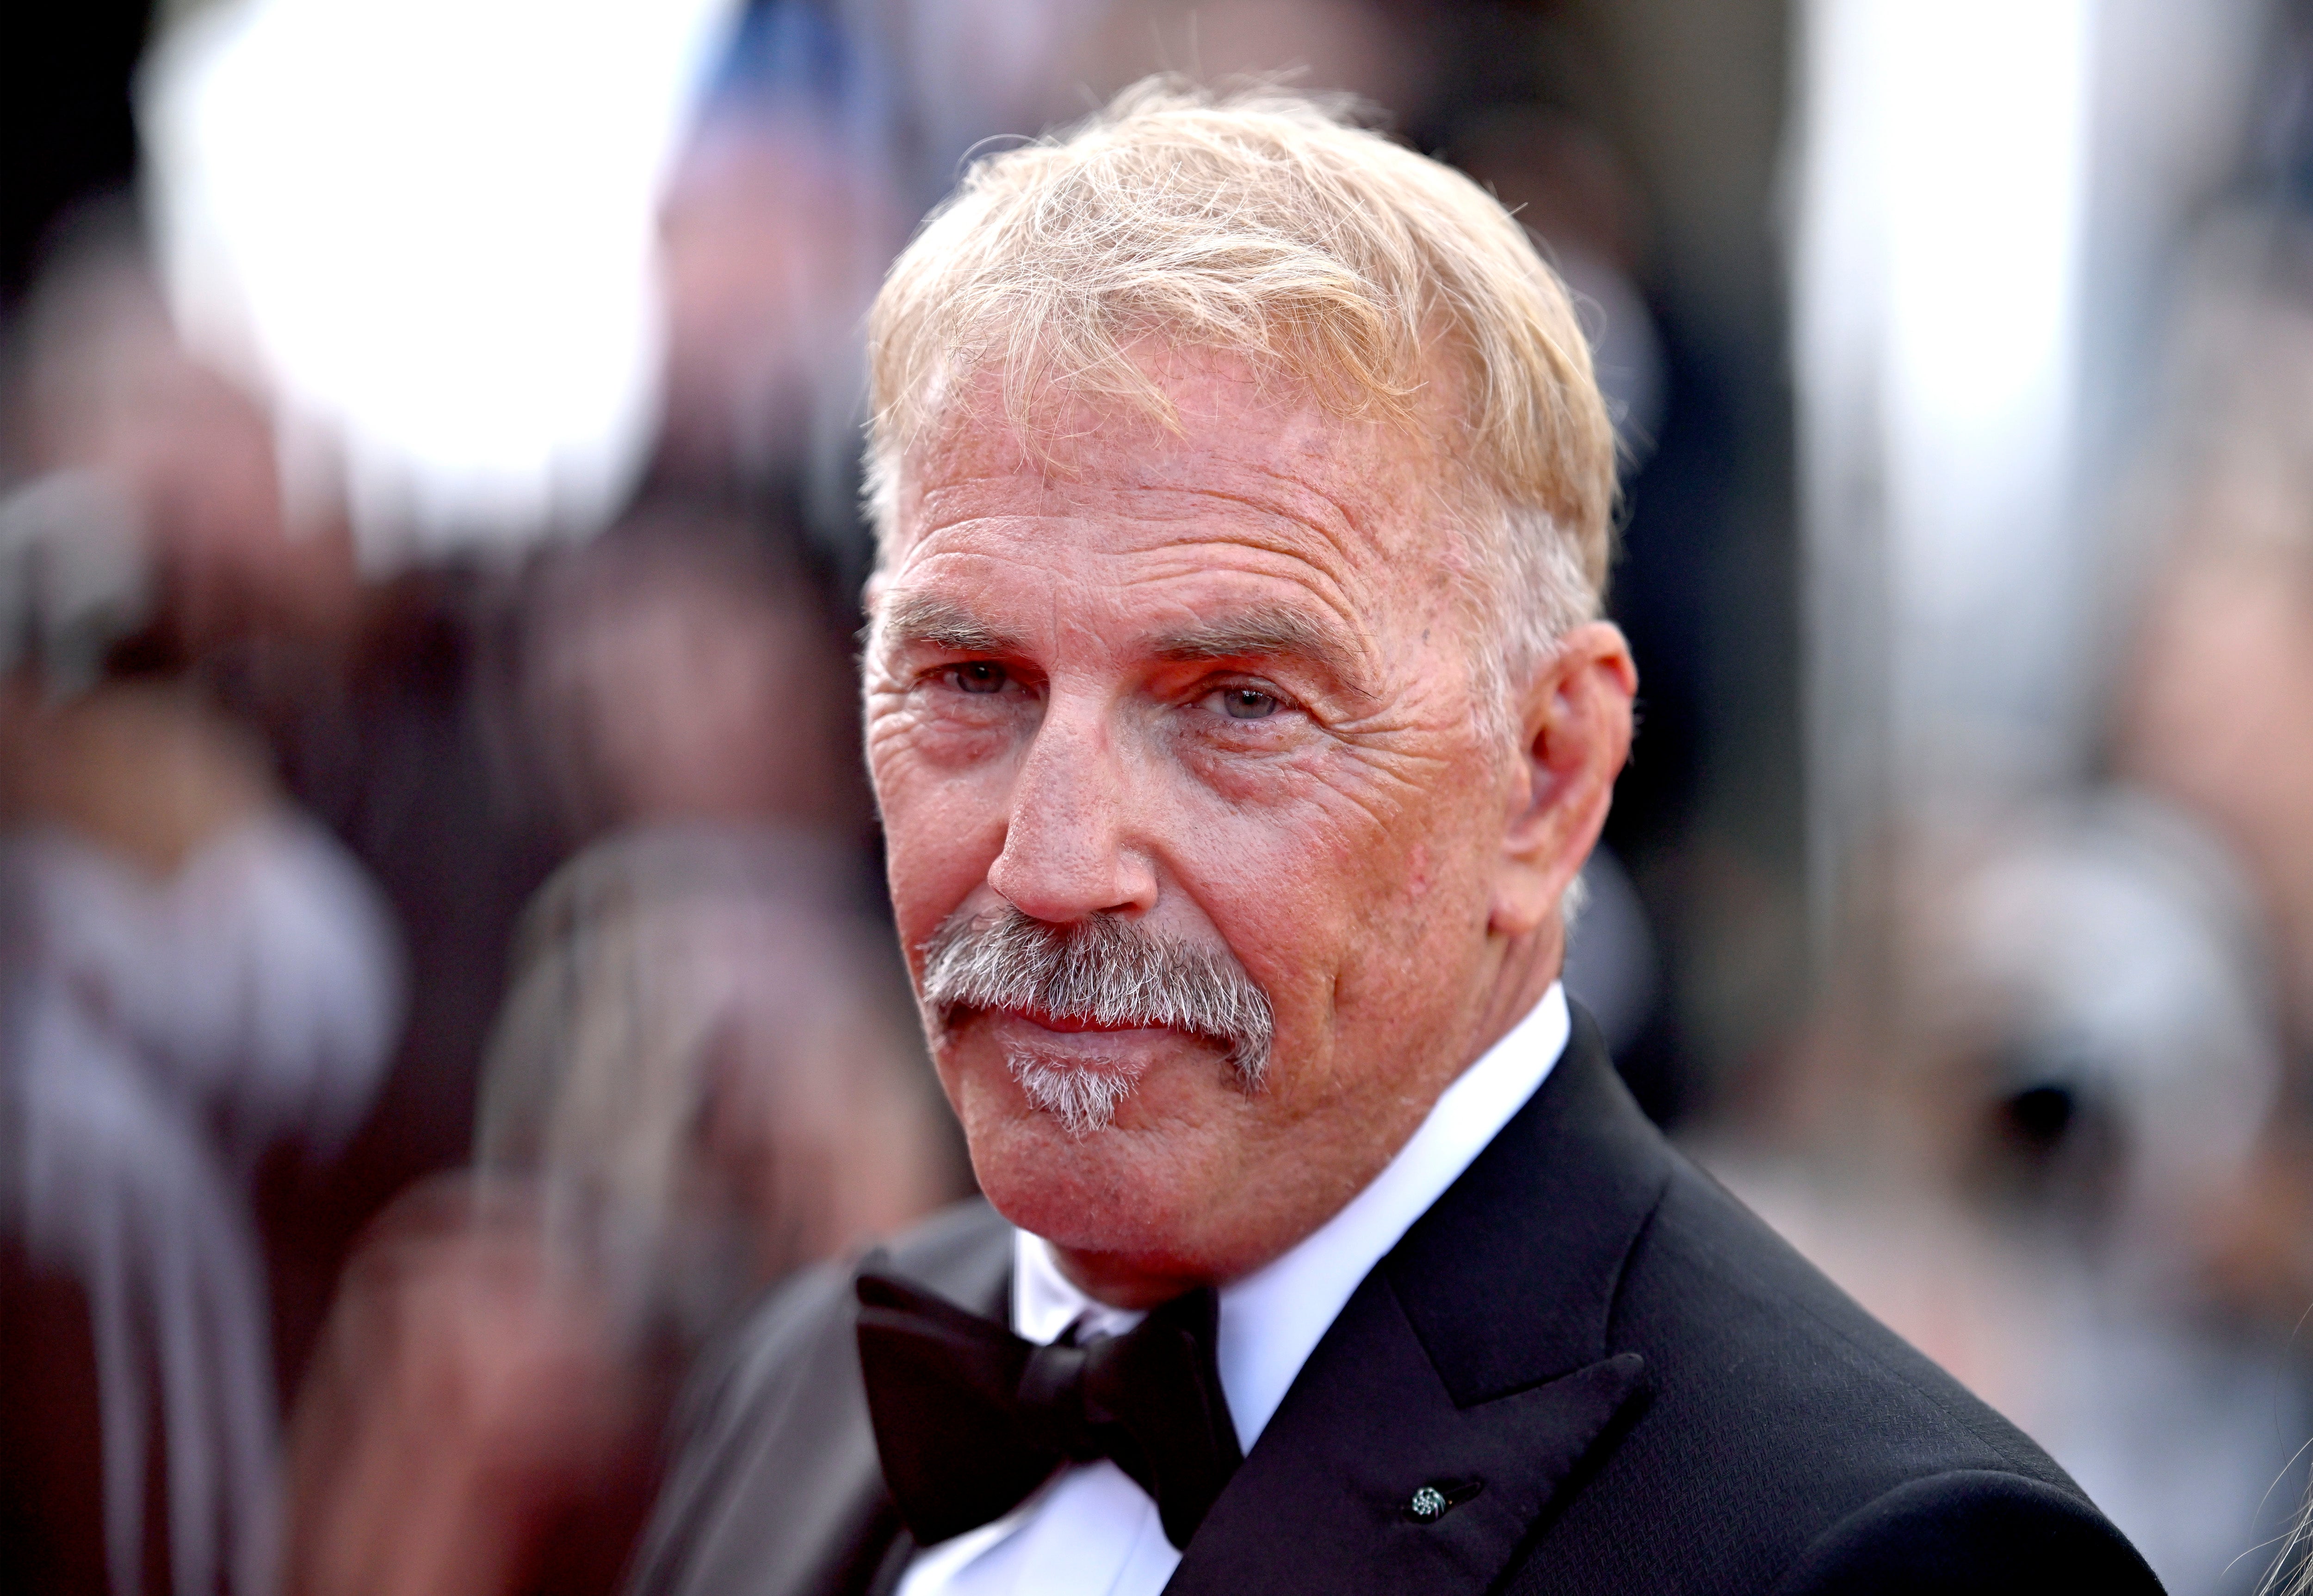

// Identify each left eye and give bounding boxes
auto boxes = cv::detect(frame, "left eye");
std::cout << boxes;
[1218,688,1279,721]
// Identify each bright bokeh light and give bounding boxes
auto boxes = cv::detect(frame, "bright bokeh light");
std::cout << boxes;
[139,0,742,567]
[1794,0,2095,927]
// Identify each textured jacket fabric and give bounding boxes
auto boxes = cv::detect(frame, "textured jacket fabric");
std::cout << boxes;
[625,1010,2163,1596]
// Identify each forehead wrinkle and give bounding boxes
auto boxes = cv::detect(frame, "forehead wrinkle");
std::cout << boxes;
[1114,544,1369,656]
[1133,442,1408,557]
[905,480,1379,635]
[913,465,1037,519]
[1084,466,1382,583]
[908,401,1419,572]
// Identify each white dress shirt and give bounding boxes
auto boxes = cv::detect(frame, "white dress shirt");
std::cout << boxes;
[897,983,1573,1596]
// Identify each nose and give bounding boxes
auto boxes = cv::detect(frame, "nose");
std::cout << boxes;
[987,696,1158,923]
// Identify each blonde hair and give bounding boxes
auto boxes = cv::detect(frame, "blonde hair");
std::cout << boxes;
[863,78,1617,707]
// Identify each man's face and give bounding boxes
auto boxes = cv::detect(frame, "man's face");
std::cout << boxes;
[864,355,1533,1297]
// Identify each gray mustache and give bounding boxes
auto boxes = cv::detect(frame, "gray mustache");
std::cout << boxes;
[918,907,1274,1085]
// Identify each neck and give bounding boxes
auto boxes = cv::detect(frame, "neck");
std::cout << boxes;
[1467,917,1564,1071]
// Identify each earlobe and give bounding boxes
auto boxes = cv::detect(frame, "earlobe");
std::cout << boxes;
[1489,622,1636,938]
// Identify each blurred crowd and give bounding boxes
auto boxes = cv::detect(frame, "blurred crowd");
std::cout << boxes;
[10,1,2313,1594]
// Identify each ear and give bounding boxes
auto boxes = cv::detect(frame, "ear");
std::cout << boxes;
[1490,621,1637,938]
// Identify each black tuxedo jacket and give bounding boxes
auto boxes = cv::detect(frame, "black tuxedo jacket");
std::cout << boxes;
[625,1011,2161,1595]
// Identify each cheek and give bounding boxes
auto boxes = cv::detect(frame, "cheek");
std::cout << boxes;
[1167,741,1502,1040]
[867,709,1014,950]
[1167,755,1440,988]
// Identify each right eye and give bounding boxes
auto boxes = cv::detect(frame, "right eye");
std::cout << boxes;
[947,661,1008,695]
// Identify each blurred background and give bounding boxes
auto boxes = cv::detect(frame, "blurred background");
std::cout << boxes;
[5,0,2312,1592]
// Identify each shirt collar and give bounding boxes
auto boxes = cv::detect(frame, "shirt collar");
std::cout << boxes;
[1011,982,1572,1450]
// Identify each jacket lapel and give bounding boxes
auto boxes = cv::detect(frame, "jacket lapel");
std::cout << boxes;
[1166,1009,1669,1596]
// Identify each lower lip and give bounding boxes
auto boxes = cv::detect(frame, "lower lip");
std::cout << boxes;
[977,1009,1181,1061]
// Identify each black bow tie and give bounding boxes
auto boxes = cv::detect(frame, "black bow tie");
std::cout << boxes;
[854,1260,1245,1551]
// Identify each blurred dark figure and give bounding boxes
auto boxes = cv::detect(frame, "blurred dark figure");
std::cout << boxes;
[514,510,865,844]
[656,8,906,515]
[0,222,405,1596]
[3,197,562,1362]
[279,512,964,1596]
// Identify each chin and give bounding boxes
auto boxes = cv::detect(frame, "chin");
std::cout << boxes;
[973,1122,1197,1260]
[944,1038,1237,1268]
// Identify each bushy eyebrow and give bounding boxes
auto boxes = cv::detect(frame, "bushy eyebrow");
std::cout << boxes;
[1151,605,1365,690]
[876,591,1020,655]
[877,591,1367,695]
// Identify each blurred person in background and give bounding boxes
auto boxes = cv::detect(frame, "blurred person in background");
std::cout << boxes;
[2119,208,2313,1304]
[1704,796,2293,1594]
[0,185,565,1392]
[0,217,404,1596]
[280,511,966,1596]
[651,1,911,567]
[2121,212,2313,1106]
[2113,197,2313,1593]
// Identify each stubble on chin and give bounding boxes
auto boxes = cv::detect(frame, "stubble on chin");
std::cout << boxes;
[1004,1049,1146,1137]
